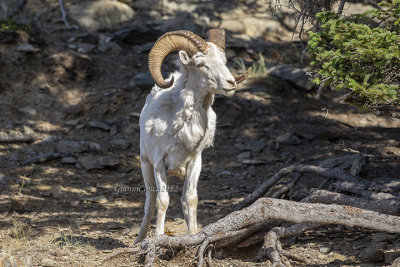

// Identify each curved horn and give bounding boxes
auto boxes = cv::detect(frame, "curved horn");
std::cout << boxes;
[148,30,208,88]
[208,28,225,51]
[234,66,252,84]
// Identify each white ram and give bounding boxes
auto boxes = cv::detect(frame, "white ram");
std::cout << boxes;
[134,28,249,243]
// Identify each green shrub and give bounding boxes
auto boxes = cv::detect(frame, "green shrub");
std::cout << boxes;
[307,0,400,108]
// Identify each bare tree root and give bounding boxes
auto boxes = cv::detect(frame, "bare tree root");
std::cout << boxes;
[303,188,400,215]
[107,165,400,266]
[236,164,361,210]
[113,197,400,266]
[256,188,400,266]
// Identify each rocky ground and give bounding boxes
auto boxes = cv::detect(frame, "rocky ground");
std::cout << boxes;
[0,0,399,266]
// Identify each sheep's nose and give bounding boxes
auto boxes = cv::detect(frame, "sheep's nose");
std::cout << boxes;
[227,79,237,88]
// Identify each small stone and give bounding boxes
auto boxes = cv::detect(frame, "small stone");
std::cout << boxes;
[65,119,79,126]
[110,139,130,150]
[17,43,40,52]
[236,151,251,160]
[77,43,96,54]
[60,157,76,164]
[56,140,101,154]
[78,155,120,171]
[241,159,270,165]
[319,247,332,254]
[89,121,110,130]
[19,106,37,116]
[84,195,108,204]
[235,139,266,153]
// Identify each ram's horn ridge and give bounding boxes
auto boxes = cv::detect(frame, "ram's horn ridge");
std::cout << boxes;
[208,28,225,52]
[148,30,208,88]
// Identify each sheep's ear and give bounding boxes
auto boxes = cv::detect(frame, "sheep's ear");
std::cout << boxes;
[179,51,191,65]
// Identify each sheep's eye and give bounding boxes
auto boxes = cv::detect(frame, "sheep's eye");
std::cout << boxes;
[197,63,205,68]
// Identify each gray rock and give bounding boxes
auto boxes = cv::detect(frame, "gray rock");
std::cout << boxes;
[64,119,79,126]
[241,159,271,165]
[98,34,121,53]
[268,63,314,90]
[17,43,39,52]
[110,139,130,150]
[235,139,266,153]
[89,121,110,131]
[56,140,101,154]
[276,132,302,145]
[129,72,155,88]
[84,195,108,204]
[18,106,37,116]
[69,0,135,31]
[78,155,120,171]
[77,43,96,54]
[319,247,332,254]
[236,151,251,160]
[359,242,387,262]
[60,157,76,164]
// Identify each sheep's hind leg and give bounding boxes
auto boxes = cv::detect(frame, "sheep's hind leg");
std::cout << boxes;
[154,160,169,236]
[182,154,201,234]
[134,156,156,244]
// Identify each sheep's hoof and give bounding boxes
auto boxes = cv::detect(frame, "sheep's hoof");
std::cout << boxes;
[167,167,186,179]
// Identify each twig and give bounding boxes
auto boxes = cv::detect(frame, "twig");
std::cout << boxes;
[271,173,301,199]
[236,164,361,210]
[58,0,79,30]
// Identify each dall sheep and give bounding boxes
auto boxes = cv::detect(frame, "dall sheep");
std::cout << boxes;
[134,28,249,244]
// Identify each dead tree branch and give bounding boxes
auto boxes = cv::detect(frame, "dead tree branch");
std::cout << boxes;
[108,198,400,265]
[303,188,400,215]
[236,164,361,210]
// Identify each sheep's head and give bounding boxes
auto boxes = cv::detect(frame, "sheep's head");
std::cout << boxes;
[148,28,250,95]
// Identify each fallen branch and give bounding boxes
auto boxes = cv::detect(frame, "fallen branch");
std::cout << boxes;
[303,188,400,215]
[108,197,400,266]
[257,188,400,265]
[236,164,362,210]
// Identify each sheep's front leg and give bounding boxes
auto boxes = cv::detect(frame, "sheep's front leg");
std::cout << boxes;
[182,154,201,234]
[154,161,169,236]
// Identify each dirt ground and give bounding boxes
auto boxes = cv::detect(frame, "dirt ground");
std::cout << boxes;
[0,0,399,266]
